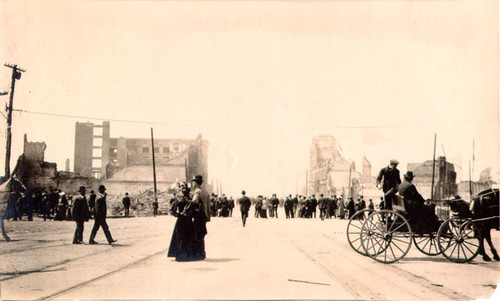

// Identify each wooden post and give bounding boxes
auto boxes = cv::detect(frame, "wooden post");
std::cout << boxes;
[3,64,25,178]
[431,134,437,201]
[151,128,157,203]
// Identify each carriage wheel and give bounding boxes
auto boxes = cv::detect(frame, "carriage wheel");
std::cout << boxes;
[437,217,480,263]
[346,209,374,256]
[361,210,413,263]
[413,232,442,256]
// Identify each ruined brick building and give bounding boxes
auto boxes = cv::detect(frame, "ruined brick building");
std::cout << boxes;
[74,121,209,193]
[407,156,458,200]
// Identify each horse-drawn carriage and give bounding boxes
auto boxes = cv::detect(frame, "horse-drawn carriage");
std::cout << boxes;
[346,188,499,263]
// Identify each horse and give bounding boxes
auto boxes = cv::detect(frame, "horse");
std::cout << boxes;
[471,188,500,261]
[0,177,26,241]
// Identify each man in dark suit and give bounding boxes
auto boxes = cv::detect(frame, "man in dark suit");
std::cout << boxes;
[122,192,131,216]
[318,194,325,220]
[398,170,439,233]
[190,175,210,260]
[89,185,116,245]
[347,197,356,219]
[72,186,89,244]
[310,194,318,218]
[376,159,401,210]
[284,195,292,219]
[270,194,280,218]
[238,190,251,226]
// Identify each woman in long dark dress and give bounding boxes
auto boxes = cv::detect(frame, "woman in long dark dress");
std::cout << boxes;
[167,183,194,261]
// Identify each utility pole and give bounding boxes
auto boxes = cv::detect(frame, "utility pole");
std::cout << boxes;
[151,128,157,204]
[4,63,25,179]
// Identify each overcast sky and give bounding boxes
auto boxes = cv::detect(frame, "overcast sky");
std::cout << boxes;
[0,0,498,196]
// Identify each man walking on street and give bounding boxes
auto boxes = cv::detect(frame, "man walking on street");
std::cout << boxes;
[72,186,89,244]
[238,190,251,226]
[89,185,116,245]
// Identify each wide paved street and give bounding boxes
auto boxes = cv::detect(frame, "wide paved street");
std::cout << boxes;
[1,211,499,300]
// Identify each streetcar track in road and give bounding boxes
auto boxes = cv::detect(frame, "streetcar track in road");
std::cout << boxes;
[39,248,168,300]
[0,232,163,282]
[0,246,117,281]
[318,231,473,301]
[287,239,362,299]
[0,232,162,255]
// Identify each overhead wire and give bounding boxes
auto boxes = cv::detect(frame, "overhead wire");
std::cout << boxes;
[11,108,497,130]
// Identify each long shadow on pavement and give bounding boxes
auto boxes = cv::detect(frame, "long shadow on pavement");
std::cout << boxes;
[204,258,240,263]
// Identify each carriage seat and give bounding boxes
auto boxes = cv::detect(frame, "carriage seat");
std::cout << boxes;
[394,195,440,233]
[392,195,406,213]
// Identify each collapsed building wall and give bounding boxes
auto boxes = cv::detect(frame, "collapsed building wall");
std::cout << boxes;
[309,135,374,198]
[13,134,100,194]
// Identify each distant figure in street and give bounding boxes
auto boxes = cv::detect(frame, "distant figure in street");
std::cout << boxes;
[338,197,345,219]
[190,175,210,260]
[376,159,401,211]
[89,185,116,245]
[347,197,355,219]
[24,191,34,221]
[368,199,375,212]
[318,194,327,220]
[310,194,317,218]
[152,198,159,217]
[254,197,260,218]
[88,190,96,218]
[238,190,251,227]
[48,188,59,217]
[270,194,280,218]
[357,195,366,220]
[228,197,235,217]
[220,194,229,217]
[72,186,89,244]
[378,196,385,210]
[41,191,49,221]
[260,196,268,218]
[284,195,293,219]
[122,192,131,216]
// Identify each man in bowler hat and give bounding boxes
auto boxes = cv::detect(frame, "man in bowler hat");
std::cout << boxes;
[190,175,210,260]
[89,185,116,245]
[72,186,89,244]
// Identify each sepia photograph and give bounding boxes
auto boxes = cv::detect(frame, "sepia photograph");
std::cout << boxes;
[0,0,499,300]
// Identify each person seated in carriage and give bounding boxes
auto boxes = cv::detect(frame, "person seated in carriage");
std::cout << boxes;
[398,171,439,233]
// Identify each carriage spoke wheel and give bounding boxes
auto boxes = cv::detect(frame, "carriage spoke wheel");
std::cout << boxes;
[413,232,442,256]
[361,210,412,263]
[346,209,374,256]
[437,217,480,263]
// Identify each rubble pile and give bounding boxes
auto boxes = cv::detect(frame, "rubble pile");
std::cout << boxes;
[109,189,172,217]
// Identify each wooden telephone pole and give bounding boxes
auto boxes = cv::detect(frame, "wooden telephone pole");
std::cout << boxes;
[4,64,25,179]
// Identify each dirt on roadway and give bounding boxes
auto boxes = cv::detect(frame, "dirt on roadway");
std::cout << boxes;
[1,210,499,300]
